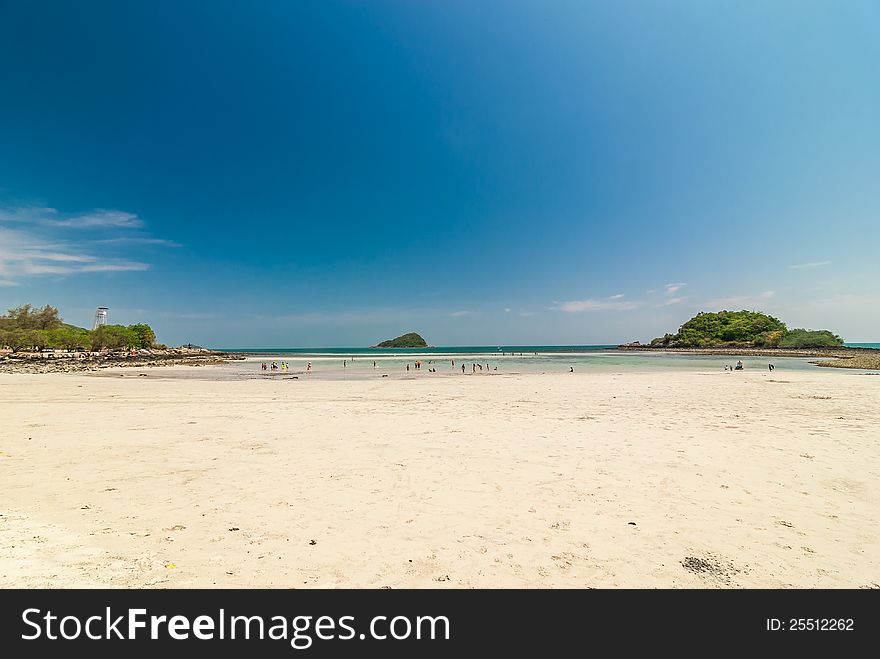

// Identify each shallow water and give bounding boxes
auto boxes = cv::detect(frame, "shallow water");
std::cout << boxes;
[185,347,875,381]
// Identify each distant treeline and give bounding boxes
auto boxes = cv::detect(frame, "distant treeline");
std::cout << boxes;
[650,310,844,349]
[0,304,158,352]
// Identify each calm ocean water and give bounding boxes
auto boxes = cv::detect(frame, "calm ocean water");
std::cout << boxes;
[200,344,879,380]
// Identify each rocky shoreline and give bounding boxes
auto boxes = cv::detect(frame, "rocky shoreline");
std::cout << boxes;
[0,347,243,374]
[615,345,880,370]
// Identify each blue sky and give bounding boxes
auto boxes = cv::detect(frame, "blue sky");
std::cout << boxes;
[1,1,878,346]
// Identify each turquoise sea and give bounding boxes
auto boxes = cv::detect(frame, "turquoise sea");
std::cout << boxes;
[205,344,879,380]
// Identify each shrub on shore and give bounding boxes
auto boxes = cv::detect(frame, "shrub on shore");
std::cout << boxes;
[777,329,843,349]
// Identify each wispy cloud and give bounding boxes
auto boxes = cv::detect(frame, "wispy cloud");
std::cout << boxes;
[19,262,149,275]
[607,293,625,300]
[0,202,175,284]
[0,206,143,229]
[554,298,641,312]
[94,236,182,247]
[504,307,511,313]
[789,260,831,270]
[46,209,143,229]
[656,296,686,307]
[664,282,686,295]
[0,206,58,224]
[0,228,151,278]
[703,290,774,309]
[450,310,470,317]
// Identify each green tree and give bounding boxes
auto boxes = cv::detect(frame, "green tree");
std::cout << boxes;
[2,304,62,330]
[1,328,39,351]
[651,311,847,348]
[91,324,135,350]
[653,310,788,347]
[127,324,156,348]
[48,326,91,350]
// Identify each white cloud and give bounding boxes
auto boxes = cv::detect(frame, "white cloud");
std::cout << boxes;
[0,206,143,229]
[0,225,149,283]
[0,202,174,284]
[17,259,149,276]
[450,310,470,317]
[789,260,831,269]
[79,262,150,272]
[554,298,641,312]
[504,308,511,313]
[45,209,143,229]
[664,282,686,295]
[607,293,625,299]
[656,296,686,307]
[94,236,182,247]
[703,290,775,309]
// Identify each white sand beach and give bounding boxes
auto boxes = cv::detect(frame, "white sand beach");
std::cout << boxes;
[1,368,878,588]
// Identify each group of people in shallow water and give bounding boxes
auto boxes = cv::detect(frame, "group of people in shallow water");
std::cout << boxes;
[260,361,290,372]
[394,359,503,374]
[722,360,776,371]
[258,357,780,376]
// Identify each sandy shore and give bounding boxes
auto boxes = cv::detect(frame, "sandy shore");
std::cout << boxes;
[1,368,878,588]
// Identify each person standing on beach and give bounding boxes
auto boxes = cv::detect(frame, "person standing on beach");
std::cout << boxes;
[307,362,311,372]
[461,364,465,373]
[768,363,775,371]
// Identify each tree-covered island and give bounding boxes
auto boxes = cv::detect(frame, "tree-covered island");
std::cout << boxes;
[648,310,843,348]
[372,332,429,348]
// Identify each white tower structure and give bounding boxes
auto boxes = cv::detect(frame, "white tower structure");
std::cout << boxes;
[93,307,109,331]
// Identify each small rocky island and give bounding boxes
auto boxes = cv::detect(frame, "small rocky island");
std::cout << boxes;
[371,332,429,348]
[617,310,879,370]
